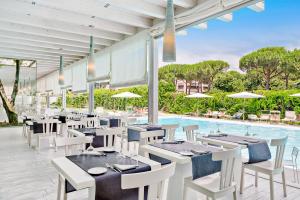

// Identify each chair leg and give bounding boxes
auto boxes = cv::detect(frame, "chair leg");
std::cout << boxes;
[255,171,258,187]
[183,183,188,200]
[240,165,245,194]
[57,175,61,200]
[233,189,238,200]
[269,175,274,200]
[282,170,287,197]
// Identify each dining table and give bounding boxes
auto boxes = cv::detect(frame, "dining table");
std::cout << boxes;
[52,152,161,200]
[140,141,225,200]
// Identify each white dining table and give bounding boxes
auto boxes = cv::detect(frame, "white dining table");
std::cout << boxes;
[140,144,202,200]
[52,154,161,200]
[140,142,243,200]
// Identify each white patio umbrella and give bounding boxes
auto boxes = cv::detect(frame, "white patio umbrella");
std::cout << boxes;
[112,92,141,110]
[185,93,212,98]
[185,93,212,114]
[112,92,142,98]
[290,93,300,97]
[227,92,265,120]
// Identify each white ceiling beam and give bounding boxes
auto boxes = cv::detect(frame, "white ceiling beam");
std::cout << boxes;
[0,29,110,49]
[248,1,265,12]
[0,10,123,41]
[0,50,78,62]
[0,21,117,48]
[13,0,151,29]
[194,22,208,30]
[217,13,233,22]
[97,0,165,19]
[1,0,137,35]
[0,50,78,63]
[0,42,84,59]
[145,0,196,8]
[0,36,94,56]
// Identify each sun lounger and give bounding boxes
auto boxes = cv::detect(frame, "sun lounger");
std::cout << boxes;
[211,111,219,118]
[282,111,297,122]
[270,110,281,122]
[248,114,259,121]
[259,114,270,121]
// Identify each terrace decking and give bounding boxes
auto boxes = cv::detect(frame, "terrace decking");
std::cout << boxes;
[0,127,300,200]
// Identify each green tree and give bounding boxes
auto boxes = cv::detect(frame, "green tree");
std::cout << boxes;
[0,60,21,124]
[281,49,300,89]
[199,60,229,91]
[213,71,245,92]
[240,47,287,90]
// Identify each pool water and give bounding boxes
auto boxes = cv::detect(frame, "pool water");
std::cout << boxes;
[138,116,300,163]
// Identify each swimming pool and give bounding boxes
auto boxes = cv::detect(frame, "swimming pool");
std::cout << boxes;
[138,116,300,163]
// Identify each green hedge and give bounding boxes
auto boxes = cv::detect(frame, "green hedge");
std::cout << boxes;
[56,82,300,118]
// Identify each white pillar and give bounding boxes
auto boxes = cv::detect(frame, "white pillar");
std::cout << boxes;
[88,83,94,114]
[148,38,159,125]
[62,89,66,111]
[46,94,50,108]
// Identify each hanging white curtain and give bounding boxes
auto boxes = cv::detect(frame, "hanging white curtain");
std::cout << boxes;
[92,48,111,82]
[62,66,72,89]
[110,31,149,88]
[37,77,46,94]
[45,71,60,96]
[72,59,87,92]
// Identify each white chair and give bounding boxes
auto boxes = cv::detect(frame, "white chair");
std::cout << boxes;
[183,125,199,142]
[140,130,165,145]
[55,135,93,200]
[94,128,122,150]
[67,120,85,130]
[285,146,299,183]
[54,136,93,155]
[121,162,176,200]
[84,117,98,127]
[183,148,241,200]
[240,137,288,200]
[162,124,179,141]
[36,119,60,150]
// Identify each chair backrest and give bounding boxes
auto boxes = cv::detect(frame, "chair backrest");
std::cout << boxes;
[271,136,288,169]
[121,163,176,200]
[183,125,199,142]
[291,146,299,165]
[161,124,179,141]
[212,147,241,190]
[140,130,165,145]
[36,119,59,135]
[54,136,93,155]
[67,120,86,130]
[95,128,121,147]
[84,117,98,127]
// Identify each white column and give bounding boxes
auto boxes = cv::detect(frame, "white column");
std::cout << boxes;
[62,89,66,111]
[148,38,159,125]
[88,83,94,114]
[46,94,50,108]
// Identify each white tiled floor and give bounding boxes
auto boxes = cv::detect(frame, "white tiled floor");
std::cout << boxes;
[0,127,299,200]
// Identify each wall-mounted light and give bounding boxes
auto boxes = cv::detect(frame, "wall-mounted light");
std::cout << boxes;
[87,36,95,82]
[163,0,176,62]
[58,56,64,86]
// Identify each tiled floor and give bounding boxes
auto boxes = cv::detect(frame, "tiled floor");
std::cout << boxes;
[0,127,299,200]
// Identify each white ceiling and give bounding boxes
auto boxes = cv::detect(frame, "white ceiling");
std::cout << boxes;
[0,0,263,80]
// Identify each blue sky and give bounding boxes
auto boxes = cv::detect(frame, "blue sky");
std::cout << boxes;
[158,0,300,71]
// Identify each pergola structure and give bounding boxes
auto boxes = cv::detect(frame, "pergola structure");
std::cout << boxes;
[0,0,264,124]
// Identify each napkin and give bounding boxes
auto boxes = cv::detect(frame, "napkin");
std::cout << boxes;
[113,164,137,171]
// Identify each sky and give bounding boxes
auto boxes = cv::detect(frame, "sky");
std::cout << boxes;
[158,0,300,71]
